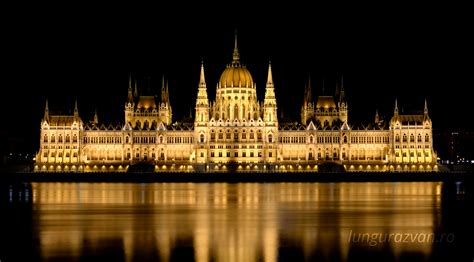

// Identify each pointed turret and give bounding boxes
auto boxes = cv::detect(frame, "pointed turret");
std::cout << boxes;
[134,79,138,98]
[127,74,134,103]
[375,109,379,124]
[264,61,278,125]
[266,61,274,87]
[304,76,312,104]
[232,30,240,64]
[195,61,209,125]
[93,109,98,125]
[424,98,428,116]
[43,99,49,122]
[394,99,398,116]
[199,59,206,88]
[339,75,346,103]
[74,99,79,118]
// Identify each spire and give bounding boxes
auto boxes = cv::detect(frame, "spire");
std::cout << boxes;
[266,61,273,87]
[232,30,240,64]
[339,75,346,103]
[161,75,165,91]
[199,60,206,87]
[44,99,49,121]
[134,79,138,98]
[93,109,98,125]
[375,109,379,124]
[128,73,132,90]
[74,99,79,118]
[424,98,428,115]
[394,99,398,115]
[305,76,312,103]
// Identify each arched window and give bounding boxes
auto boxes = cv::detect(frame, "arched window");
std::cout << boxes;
[268,134,273,143]
[234,105,239,120]
[200,133,205,143]
[309,135,314,143]
[73,134,78,143]
[410,134,414,143]
[44,134,48,143]
[402,134,407,142]
[395,135,400,142]
[51,135,55,143]
[343,136,348,143]
[58,135,63,143]
[417,134,422,143]
[160,136,163,143]
[425,134,430,143]
[125,136,129,144]
[66,135,70,143]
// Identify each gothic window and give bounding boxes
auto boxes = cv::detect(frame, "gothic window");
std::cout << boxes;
[126,136,129,143]
[395,135,400,142]
[226,132,231,139]
[309,135,314,143]
[160,136,163,143]
[250,152,254,157]
[211,133,216,141]
[403,134,408,142]
[268,134,273,143]
[417,134,422,142]
[51,135,55,143]
[58,135,63,143]
[200,152,204,157]
[410,134,415,143]
[425,134,429,143]
[269,152,272,157]
[44,135,48,143]
[343,136,348,143]
[250,132,254,140]
[66,135,70,143]
[234,105,239,119]
[200,134,205,143]
[73,135,77,143]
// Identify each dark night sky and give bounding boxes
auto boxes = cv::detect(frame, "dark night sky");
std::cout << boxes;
[1,3,472,153]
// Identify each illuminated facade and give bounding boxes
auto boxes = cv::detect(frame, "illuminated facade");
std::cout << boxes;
[35,35,438,172]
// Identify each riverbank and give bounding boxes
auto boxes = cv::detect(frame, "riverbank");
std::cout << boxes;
[0,172,473,183]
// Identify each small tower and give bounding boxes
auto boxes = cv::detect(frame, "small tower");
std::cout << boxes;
[74,99,79,119]
[394,99,399,116]
[43,99,49,122]
[127,74,134,103]
[159,76,172,125]
[300,77,314,125]
[374,109,379,125]
[264,61,278,125]
[424,98,428,116]
[93,109,98,125]
[195,60,209,126]
[134,79,138,99]
[338,75,348,123]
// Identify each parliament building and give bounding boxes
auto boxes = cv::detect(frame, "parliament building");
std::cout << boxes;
[35,36,438,173]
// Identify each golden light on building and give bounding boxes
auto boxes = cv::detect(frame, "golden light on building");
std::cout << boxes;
[35,34,437,173]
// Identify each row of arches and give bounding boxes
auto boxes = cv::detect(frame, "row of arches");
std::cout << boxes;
[43,134,78,143]
[395,133,430,143]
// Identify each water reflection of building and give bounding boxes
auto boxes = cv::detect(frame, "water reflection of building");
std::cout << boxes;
[35,33,438,173]
[32,182,441,261]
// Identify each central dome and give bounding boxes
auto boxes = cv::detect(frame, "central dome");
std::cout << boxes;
[218,32,254,89]
[219,64,254,88]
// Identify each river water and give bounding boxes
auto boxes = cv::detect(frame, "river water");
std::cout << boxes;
[0,182,472,261]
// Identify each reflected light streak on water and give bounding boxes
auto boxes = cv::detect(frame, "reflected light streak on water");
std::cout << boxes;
[24,182,445,261]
